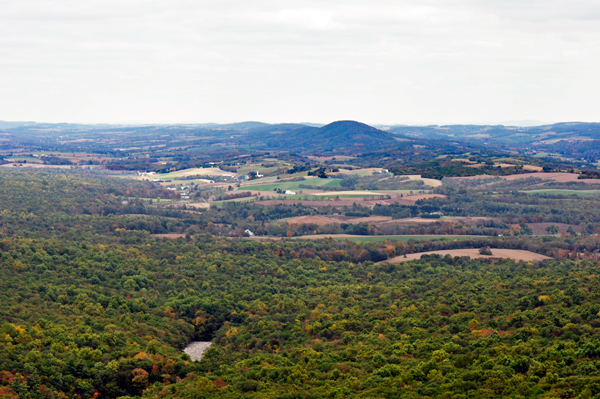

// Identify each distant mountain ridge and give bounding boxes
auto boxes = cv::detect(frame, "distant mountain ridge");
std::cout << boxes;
[253,120,398,152]
[4,120,600,153]
[312,120,396,142]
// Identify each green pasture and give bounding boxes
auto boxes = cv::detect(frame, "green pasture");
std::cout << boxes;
[242,178,341,192]
[211,197,259,206]
[218,189,432,203]
[380,190,432,194]
[236,164,283,175]
[6,156,43,163]
[276,171,310,179]
[155,168,232,179]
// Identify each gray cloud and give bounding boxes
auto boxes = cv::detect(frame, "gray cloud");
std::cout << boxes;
[0,0,598,124]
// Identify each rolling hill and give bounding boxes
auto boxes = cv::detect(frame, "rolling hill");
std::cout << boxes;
[254,120,401,153]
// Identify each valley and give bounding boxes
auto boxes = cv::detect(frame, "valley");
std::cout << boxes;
[2,120,600,398]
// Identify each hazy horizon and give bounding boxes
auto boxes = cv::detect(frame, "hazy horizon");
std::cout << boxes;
[0,118,589,128]
[0,118,569,128]
[1,0,599,125]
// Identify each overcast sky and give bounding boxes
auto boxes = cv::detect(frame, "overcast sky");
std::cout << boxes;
[1,0,599,125]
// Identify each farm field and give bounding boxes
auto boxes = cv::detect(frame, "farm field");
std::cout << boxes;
[455,171,600,184]
[139,167,237,180]
[151,233,187,238]
[286,215,394,225]
[161,178,215,185]
[236,163,287,175]
[521,189,600,196]
[244,234,478,242]
[185,202,210,208]
[403,174,443,187]
[381,248,552,263]
[215,189,432,205]
[127,197,174,202]
[378,189,432,194]
[240,178,341,191]
[330,167,387,175]
[312,190,388,196]
[307,155,356,161]
[211,197,259,206]
[0,163,72,169]
[5,156,43,163]
[274,191,423,199]
[528,222,583,235]
[241,176,279,185]
[252,194,445,208]
[286,215,338,225]
[284,215,492,226]
[502,172,598,183]
[522,164,543,171]
[533,152,563,157]
[312,235,478,242]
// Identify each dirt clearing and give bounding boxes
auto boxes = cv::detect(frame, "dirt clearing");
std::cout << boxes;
[152,233,186,239]
[523,165,543,172]
[186,203,211,209]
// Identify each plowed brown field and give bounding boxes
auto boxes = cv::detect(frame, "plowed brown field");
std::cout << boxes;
[380,248,551,264]
[456,172,599,184]
[286,216,338,226]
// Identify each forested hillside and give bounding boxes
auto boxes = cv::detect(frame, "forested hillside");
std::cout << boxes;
[3,231,600,398]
